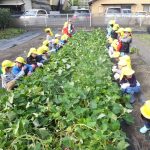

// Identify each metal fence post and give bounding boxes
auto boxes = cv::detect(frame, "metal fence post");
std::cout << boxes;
[45,15,48,27]
[90,13,92,27]
[67,14,68,21]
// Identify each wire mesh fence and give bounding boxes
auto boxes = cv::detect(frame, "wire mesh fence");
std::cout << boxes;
[11,13,150,28]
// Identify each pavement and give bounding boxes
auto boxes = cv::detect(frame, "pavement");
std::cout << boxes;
[0,31,42,51]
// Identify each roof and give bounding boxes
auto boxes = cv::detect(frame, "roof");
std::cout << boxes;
[89,0,150,5]
[0,0,24,6]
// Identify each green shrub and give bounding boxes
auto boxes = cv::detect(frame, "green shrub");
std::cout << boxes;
[0,8,11,29]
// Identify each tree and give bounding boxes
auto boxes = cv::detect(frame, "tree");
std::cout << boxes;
[0,9,11,30]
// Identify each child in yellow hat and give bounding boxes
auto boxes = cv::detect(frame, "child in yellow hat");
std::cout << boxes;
[107,20,116,38]
[119,28,132,56]
[140,100,150,133]
[12,57,33,76]
[111,24,120,40]
[27,48,45,68]
[45,28,53,41]
[120,67,141,104]
[1,60,21,91]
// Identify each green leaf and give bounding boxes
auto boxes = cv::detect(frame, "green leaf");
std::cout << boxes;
[117,140,129,150]
[37,128,50,140]
[123,113,134,124]
[86,122,96,127]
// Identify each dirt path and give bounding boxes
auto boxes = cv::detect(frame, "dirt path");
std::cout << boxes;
[0,33,45,63]
[123,34,150,150]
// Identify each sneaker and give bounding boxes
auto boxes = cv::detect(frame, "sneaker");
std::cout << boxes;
[140,126,150,134]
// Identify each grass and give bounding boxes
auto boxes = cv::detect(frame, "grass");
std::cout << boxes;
[0,28,26,40]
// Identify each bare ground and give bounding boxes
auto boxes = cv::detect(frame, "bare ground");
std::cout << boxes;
[123,34,150,150]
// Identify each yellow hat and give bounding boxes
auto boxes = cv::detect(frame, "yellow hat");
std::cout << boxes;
[1,60,15,74]
[119,55,131,67]
[112,51,120,58]
[61,34,69,41]
[116,28,124,37]
[15,57,26,64]
[140,100,150,119]
[37,47,45,55]
[107,37,113,44]
[54,39,59,44]
[41,45,49,52]
[44,28,53,36]
[109,20,116,25]
[116,28,124,33]
[120,67,135,80]
[27,48,38,57]
[113,24,120,31]
[111,39,118,50]
[63,22,68,28]
[43,40,49,46]
[118,59,127,67]
[124,28,132,33]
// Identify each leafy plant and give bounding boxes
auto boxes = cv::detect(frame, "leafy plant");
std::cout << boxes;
[0,29,132,149]
[0,8,11,29]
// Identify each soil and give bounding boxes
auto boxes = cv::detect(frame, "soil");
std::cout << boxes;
[0,33,45,63]
[0,32,150,150]
[123,35,150,150]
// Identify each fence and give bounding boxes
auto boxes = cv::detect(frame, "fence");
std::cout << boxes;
[11,13,150,28]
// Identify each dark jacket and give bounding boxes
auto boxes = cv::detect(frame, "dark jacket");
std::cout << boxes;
[27,55,45,65]
[120,74,137,87]
[120,36,132,53]
[111,30,118,39]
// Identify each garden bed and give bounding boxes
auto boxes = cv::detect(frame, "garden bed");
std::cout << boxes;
[0,29,132,149]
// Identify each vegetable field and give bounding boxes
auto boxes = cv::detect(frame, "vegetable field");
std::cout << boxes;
[0,30,132,150]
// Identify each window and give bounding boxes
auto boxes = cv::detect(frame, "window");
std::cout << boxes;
[121,5,131,9]
[107,8,121,14]
[143,5,150,12]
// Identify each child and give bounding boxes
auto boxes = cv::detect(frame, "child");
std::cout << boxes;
[37,46,50,61]
[43,40,49,47]
[107,20,115,38]
[12,57,33,76]
[1,60,22,91]
[45,28,53,41]
[120,67,141,104]
[61,34,69,44]
[120,28,132,56]
[111,24,119,40]
[108,40,119,58]
[140,100,150,133]
[54,34,63,51]
[113,57,132,81]
[27,48,45,68]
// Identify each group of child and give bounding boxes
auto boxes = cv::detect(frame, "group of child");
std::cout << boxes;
[0,19,149,134]
[106,20,150,134]
[0,20,75,91]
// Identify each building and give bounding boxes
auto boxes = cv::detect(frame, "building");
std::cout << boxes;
[89,0,150,14]
[79,0,89,7]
